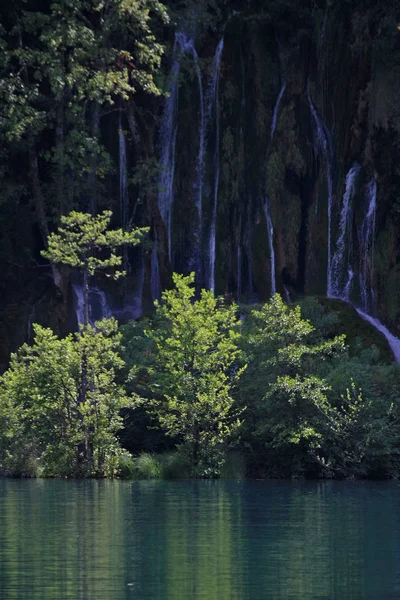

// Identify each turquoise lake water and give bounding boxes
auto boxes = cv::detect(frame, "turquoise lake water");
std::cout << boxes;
[0,479,399,599]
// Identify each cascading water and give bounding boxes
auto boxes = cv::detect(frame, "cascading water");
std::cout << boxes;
[307,83,334,292]
[259,75,285,300]
[355,308,400,363]
[355,179,400,362]
[263,197,276,296]
[72,282,112,326]
[359,179,377,313]
[157,32,206,277]
[73,282,85,325]
[119,114,131,272]
[270,80,286,142]
[192,44,205,253]
[344,268,354,302]
[328,170,400,362]
[329,162,360,300]
[206,38,224,290]
[157,34,185,263]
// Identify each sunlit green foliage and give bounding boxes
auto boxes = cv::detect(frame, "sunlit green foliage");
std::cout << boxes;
[0,319,127,477]
[144,273,245,477]
[42,210,146,277]
[42,210,147,323]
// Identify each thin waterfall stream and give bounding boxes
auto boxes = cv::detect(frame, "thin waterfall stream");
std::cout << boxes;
[263,197,276,296]
[262,77,286,297]
[270,80,286,142]
[329,162,360,299]
[206,38,224,290]
[307,83,334,293]
[157,33,185,264]
[72,283,112,326]
[359,179,377,313]
[328,171,400,362]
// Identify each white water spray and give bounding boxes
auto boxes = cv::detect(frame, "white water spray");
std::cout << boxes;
[355,308,400,363]
[359,179,377,313]
[263,197,276,296]
[73,283,112,326]
[206,38,224,290]
[329,162,360,299]
[157,34,186,263]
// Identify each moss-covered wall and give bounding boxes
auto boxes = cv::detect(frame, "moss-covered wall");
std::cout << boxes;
[3,0,400,363]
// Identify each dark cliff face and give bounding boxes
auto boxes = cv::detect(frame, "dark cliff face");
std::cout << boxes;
[167,1,400,323]
[2,0,400,364]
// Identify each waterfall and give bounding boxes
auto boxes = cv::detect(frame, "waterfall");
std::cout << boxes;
[119,116,129,230]
[344,268,354,302]
[263,197,276,296]
[73,282,85,325]
[206,38,224,290]
[157,34,184,263]
[327,172,400,362]
[270,80,286,142]
[192,44,205,244]
[177,37,205,274]
[157,32,207,278]
[359,179,377,312]
[355,179,400,362]
[72,282,112,326]
[307,83,334,293]
[329,162,360,299]
[355,308,400,363]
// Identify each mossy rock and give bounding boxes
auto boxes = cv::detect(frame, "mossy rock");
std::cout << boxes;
[317,297,394,363]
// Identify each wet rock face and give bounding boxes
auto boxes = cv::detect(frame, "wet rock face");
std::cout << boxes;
[3,1,400,362]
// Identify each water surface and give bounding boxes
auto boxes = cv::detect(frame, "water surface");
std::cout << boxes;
[0,479,399,599]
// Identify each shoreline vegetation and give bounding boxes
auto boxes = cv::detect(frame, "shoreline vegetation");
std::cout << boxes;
[2,0,400,487]
[1,239,400,481]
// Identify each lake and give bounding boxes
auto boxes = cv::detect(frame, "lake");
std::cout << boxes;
[0,479,399,599]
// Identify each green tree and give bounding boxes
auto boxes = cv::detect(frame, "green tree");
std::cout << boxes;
[42,210,147,325]
[41,209,146,470]
[0,319,126,477]
[239,294,346,476]
[145,273,245,477]
[0,0,168,290]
